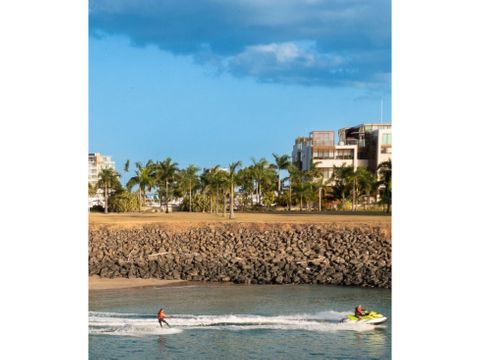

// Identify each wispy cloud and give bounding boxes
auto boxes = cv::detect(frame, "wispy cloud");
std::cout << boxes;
[89,0,390,90]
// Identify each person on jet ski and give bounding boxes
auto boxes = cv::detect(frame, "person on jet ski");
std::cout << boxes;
[354,305,369,319]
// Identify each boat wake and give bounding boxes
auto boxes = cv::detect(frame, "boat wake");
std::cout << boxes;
[89,310,379,337]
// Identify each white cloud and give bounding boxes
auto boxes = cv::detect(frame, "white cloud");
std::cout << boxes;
[90,0,390,89]
[248,43,303,63]
[230,42,345,72]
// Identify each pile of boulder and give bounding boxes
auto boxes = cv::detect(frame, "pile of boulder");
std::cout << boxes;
[89,223,391,288]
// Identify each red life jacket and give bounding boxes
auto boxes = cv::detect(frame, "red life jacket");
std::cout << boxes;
[355,306,362,317]
[157,310,165,320]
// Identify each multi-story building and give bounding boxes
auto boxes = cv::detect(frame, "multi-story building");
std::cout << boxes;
[292,123,391,179]
[88,153,116,185]
[338,123,392,173]
[292,130,367,180]
[88,153,116,207]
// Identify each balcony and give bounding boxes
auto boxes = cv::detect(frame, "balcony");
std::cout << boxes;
[381,146,392,154]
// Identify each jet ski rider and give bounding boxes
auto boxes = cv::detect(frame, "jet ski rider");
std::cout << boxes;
[355,305,369,319]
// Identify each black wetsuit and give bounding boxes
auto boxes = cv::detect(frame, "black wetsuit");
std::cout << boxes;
[158,318,170,327]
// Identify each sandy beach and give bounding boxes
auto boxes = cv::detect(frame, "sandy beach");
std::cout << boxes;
[89,276,185,290]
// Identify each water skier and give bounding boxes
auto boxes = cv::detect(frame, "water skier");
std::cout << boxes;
[157,308,171,328]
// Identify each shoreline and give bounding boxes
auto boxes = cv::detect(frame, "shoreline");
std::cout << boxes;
[89,276,186,291]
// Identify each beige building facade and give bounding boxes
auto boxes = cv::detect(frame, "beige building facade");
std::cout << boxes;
[292,123,391,179]
[88,153,116,185]
[88,153,116,207]
[338,123,392,173]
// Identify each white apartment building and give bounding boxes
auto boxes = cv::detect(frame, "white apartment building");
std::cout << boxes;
[88,153,116,207]
[292,123,391,179]
[88,153,116,185]
[338,123,392,173]
[376,128,392,167]
[292,131,368,180]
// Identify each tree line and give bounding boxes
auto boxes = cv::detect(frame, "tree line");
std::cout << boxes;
[89,154,392,216]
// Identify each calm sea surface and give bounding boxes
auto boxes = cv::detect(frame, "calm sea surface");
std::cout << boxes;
[89,284,391,359]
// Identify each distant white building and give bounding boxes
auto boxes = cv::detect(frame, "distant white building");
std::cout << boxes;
[292,123,391,179]
[88,153,116,185]
[338,123,392,174]
[88,153,116,207]
[292,130,365,180]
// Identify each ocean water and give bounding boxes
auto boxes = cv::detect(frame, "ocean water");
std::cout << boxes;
[89,284,391,359]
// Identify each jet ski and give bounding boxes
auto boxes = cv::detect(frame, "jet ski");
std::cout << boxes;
[343,311,387,325]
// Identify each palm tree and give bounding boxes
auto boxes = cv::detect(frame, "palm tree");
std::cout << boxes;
[334,166,377,211]
[227,161,242,219]
[356,167,376,209]
[200,167,214,213]
[212,167,227,215]
[88,182,97,197]
[126,161,155,210]
[217,169,230,217]
[272,153,290,194]
[286,164,302,211]
[251,157,276,206]
[251,158,266,205]
[237,166,255,211]
[200,165,222,214]
[97,168,121,214]
[346,169,360,211]
[377,160,392,213]
[305,164,325,212]
[331,164,354,210]
[178,165,200,212]
[153,158,179,213]
[295,181,309,210]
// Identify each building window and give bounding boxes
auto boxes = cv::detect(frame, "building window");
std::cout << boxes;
[335,149,354,159]
[382,133,392,145]
[311,132,334,146]
[313,150,334,159]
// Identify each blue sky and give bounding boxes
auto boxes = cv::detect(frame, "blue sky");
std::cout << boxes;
[89,0,391,179]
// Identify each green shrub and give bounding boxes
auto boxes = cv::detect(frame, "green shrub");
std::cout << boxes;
[109,191,140,212]
[263,191,276,207]
[179,193,209,212]
[275,191,289,207]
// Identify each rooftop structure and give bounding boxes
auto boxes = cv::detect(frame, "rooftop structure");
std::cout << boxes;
[338,123,392,172]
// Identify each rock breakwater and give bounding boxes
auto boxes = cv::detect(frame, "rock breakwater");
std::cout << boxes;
[89,223,391,288]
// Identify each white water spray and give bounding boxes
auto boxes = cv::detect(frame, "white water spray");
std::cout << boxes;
[89,311,378,337]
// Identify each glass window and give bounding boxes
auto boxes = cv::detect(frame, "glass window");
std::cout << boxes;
[317,150,334,159]
[311,132,334,146]
[335,149,353,159]
[382,133,392,145]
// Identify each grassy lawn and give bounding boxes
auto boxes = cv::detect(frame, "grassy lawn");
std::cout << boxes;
[89,211,391,227]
